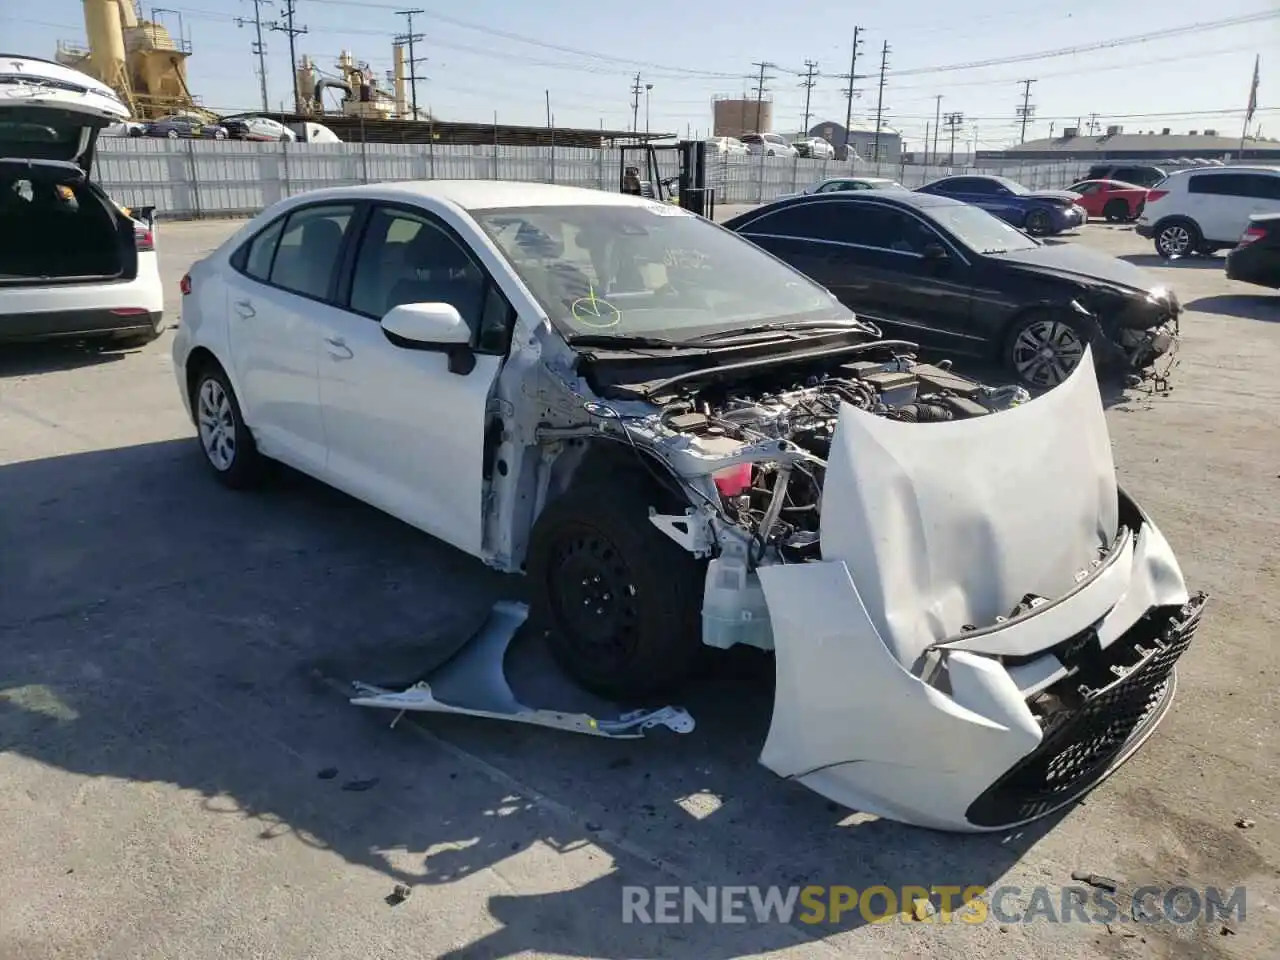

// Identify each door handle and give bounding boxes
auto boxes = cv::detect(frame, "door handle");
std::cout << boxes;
[234,299,256,319]
[325,336,353,360]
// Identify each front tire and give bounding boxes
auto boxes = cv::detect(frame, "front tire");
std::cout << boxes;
[190,363,266,489]
[526,480,706,701]
[1024,208,1053,236]
[1004,310,1089,390]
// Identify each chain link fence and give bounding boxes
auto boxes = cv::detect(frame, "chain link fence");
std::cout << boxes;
[96,138,1090,220]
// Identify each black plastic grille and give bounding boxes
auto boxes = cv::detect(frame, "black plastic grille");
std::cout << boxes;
[965,592,1207,829]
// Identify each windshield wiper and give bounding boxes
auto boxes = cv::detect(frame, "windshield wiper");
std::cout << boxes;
[687,318,875,343]
[566,333,696,349]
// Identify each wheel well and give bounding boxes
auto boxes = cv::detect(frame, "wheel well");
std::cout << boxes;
[1152,215,1200,238]
[183,347,225,420]
[541,440,690,522]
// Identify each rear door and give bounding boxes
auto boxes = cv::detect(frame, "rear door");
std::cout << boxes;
[1186,173,1259,242]
[222,201,359,475]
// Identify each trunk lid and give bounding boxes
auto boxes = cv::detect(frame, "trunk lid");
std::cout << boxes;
[0,56,131,175]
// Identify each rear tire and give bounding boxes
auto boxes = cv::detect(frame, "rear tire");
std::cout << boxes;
[1102,199,1128,223]
[189,362,266,489]
[1154,218,1200,258]
[526,479,706,701]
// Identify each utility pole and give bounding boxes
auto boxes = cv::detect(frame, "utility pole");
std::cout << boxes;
[837,27,864,161]
[268,0,307,113]
[799,59,818,137]
[944,111,964,164]
[932,94,942,165]
[1086,112,1100,136]
[750,61,777,133]
[1016,78,1036,143]
[235,0,273,112]
[871,40,890,164]
[396,9,426,119]
[629,73,642,133]
[645,82,653,135]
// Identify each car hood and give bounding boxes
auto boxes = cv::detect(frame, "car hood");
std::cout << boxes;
[1025,189,1081,202]
[0,58,129,174]
[993,242,1159,292]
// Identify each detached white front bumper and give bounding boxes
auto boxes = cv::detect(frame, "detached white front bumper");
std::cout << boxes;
[747,348,1205,831]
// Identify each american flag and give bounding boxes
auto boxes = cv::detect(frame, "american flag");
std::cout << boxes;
[1245,55,1260,125]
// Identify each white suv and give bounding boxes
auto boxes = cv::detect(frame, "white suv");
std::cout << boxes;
[0,56,163,345]
[740,133,799,158]
[1136,166,1280,258]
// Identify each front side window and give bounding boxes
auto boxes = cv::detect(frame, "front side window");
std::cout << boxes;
[474,204,846,341]
[349,205,488,331]
[267,203,355,299]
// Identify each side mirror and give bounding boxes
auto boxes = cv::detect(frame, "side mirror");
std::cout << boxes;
[922,243,948,261]
[380,302,475,374]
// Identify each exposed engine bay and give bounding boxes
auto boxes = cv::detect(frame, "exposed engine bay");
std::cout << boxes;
[628,353,1030,563]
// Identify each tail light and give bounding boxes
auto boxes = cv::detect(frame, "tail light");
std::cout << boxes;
[179,273,191,296]
[1146,189,1168,202]
[1238,226,1266,246]
[712,463,753,498]
[134,224,155,252]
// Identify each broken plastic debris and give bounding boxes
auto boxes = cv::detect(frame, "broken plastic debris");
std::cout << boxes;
[349,601,695,739]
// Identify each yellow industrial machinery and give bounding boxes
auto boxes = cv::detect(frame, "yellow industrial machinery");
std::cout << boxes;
[55,0,214,121]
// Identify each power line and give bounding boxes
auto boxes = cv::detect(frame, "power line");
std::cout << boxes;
[234,0,273,112]
[871,40,890,163]
[799,60,819,137]
[750,61,777,133]
[886,11,1278,78]
[1016,78,1036,143]
[836,28,865,162]
[268,0,308,113]
[396,9,426,119]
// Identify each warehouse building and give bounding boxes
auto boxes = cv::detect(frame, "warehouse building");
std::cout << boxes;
[979,125,1280,164]
[807,120,902,163]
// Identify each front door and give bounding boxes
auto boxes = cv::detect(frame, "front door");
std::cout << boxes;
[314,203,514,557]
[223,201,357,474]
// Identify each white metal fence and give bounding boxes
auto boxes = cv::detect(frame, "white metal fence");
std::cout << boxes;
[95,138,1091,220]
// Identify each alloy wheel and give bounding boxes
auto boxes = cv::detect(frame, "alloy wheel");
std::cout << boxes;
[1157,224,1192,257]
[197,378,237,471]
[1011,319,1086,388]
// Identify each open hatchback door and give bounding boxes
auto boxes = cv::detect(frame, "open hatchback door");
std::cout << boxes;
[1,56,162,341]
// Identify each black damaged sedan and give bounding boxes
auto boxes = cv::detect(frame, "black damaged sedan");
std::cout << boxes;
[722,191,1180,389]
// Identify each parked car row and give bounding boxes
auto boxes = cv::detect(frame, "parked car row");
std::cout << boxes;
[102,113,341,143]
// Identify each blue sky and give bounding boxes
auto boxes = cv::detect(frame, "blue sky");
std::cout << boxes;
[7,0,1278,148]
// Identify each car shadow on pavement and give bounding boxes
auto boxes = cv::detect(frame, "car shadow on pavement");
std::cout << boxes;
[0,438,1061,958]
[1117,253,1224,271]
[1184,294,1280,320]
[0,339,140,377]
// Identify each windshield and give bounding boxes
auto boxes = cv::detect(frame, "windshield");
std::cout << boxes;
[928,203,1039,254]
[472,203,850,341]
[993,176,1029,195]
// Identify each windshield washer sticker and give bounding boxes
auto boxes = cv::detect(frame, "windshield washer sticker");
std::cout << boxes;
[571,287,622,329]
[647,202,691,216]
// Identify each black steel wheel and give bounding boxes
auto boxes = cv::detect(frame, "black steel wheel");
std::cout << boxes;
[527,480,705,701]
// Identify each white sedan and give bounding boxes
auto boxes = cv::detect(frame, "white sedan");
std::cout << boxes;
[778,176,906,200]
[172,180,1205,832]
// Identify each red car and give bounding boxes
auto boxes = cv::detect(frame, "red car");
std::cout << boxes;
[1066,179,1149,222]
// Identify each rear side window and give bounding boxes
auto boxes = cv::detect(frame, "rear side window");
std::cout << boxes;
[1187,174,1262,198]
[240,217,286,281]
[268,204,356,300]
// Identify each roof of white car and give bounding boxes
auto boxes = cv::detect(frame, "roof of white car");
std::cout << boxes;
[339,180,657,211]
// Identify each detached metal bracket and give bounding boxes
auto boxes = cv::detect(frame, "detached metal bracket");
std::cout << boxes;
[350,600,695,739]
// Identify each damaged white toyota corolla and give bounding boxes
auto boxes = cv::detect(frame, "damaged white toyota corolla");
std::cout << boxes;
[173,181,1206,832]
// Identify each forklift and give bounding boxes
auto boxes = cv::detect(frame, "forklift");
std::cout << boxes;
[618,140,715,219]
